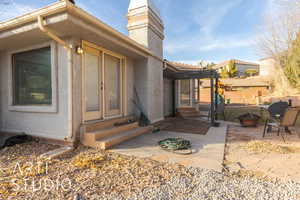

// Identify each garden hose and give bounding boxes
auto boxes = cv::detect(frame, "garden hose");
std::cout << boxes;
[158,138,193,155]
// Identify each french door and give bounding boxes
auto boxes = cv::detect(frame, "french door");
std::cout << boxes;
[83,42,124,121]
[179,79,192,107]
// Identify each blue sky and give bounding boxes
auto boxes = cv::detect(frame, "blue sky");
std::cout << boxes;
[0,0,276,64]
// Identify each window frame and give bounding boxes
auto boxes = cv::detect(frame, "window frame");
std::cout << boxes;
[8,42,58,113]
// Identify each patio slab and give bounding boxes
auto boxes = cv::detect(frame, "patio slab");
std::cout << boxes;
[110,123,228,172]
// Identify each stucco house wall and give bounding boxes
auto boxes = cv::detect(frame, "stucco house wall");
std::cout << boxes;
[163,78,174,116]
[0,0,192,143]
[0,40,71,140]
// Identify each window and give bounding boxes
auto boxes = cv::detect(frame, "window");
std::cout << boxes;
[12,47,52,105]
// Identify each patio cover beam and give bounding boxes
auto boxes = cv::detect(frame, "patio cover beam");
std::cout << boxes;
[163,68,219,127]
[163,70,219,80]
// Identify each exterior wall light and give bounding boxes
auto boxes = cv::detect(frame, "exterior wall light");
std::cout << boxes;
[76,46,84,54]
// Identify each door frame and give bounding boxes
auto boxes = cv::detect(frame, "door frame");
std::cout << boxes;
[178,79,193,107]
[82,45,102,121]
[81,40,127,122]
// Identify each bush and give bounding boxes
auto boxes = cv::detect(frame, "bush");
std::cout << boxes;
[284,33,300,90]
[220,60,238,78]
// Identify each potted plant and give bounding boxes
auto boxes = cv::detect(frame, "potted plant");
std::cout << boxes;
[238,113,261,127]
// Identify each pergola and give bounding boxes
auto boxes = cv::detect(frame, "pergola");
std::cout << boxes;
[164,61,220,126]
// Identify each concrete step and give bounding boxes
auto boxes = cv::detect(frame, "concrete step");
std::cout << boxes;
[96,126,153,150]
[181,113,201,118]
[178,111,201,118]
[178,109,199,114]
[82,122,139,146]
[83,116,135,133]
[177,107,196,112]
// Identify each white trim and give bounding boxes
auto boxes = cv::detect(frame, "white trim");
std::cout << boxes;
[7,41,58,113]
[82,41,127,122]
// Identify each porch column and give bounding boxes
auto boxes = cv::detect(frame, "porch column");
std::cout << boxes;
[210,75,215,125]
[172,79,176,117]
[215,76,219,120]
[197,79,201,102]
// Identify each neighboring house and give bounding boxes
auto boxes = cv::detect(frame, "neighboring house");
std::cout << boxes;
[0,0,209,147]
[213,59,260,77]
[259,57,276,77]
[200,76,271,105]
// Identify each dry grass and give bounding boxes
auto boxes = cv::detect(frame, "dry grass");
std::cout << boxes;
[72,152,106,169]
[243,141,300,154]
[231,169,267,180]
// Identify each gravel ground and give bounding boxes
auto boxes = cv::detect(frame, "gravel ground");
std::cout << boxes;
[1,142,300,200]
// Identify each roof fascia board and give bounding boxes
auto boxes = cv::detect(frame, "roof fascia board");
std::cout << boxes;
[0,13,69,39]
[0,1,68,31]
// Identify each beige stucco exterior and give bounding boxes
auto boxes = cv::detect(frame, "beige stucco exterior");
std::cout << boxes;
[0,41,71,140]
[0,0,205,144]
[0,0,169,143]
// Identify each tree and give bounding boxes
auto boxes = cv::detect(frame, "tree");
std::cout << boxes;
[198,60,215,69]
[257,0,300,95]
[285,33,300,89]
[220,60,238,78]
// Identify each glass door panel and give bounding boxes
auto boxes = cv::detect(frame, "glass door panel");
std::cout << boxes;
[104,54,121,117]
[84,48,102,121]
[180,79,191,106]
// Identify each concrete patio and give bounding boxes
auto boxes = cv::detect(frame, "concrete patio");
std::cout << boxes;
[110,122,228,172]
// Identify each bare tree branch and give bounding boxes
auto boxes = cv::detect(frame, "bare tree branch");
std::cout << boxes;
[257,0,300,95]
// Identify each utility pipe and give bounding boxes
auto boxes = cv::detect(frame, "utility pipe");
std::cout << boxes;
[37,15,74,142]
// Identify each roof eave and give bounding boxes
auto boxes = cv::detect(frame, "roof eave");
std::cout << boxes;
[0,1,68,31]
[0,1,161,61]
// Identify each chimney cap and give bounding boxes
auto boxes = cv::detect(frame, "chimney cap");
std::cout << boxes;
[128,0,161,18]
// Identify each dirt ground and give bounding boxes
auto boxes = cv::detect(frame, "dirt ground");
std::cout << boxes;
[224,123,300,182]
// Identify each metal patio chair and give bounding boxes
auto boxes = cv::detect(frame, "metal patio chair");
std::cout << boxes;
[264,101,289,133]
[262,107,300,142]
[268,101,289,119]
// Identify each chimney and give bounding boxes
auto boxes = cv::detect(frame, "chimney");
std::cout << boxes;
[60,0,75,4]
[127,0,164,57]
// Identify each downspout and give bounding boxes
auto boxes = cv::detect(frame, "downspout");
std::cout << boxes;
[37,15,74,142]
